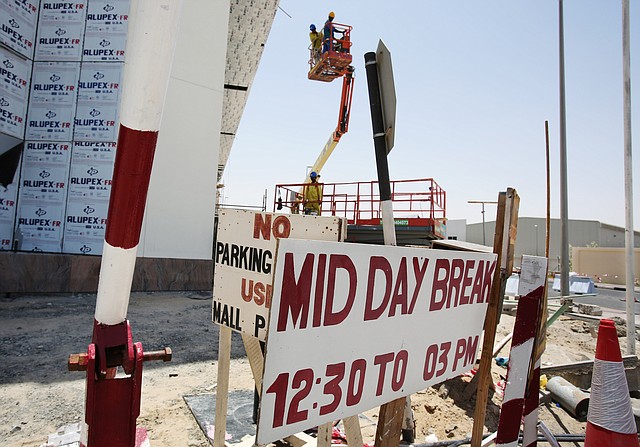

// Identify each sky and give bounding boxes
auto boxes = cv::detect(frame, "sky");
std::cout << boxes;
[221,1,640,230]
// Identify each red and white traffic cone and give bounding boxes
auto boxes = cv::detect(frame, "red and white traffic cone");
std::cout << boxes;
[585,319,639,447]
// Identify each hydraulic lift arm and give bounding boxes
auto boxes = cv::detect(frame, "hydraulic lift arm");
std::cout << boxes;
[306,66,354,179]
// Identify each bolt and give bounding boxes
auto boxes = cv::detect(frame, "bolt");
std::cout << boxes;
[143,347,172,362]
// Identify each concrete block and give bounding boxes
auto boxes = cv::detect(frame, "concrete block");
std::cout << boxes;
[577,303,603,316]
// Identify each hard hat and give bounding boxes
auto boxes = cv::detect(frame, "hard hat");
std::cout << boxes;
[310,24,316,31]
[328,11,335,18]
[310,171,318,179]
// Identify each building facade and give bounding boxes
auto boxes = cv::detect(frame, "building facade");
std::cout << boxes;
[0,0,279,293]
[463,217,640,283]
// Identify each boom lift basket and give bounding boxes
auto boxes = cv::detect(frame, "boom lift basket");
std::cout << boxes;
[308,23,353,82]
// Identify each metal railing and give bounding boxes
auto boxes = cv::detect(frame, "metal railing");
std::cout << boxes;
[274,178,446,226]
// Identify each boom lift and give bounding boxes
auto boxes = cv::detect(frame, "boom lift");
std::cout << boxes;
[305,21,355,179]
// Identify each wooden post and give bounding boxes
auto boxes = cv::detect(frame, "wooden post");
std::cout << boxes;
[520,122,554,447]
[344,415,365,447]
[374,397,405,447]
[317,423,333,447]
[242,333,265,393]
[214,326,232,447]
[471,188,519,447]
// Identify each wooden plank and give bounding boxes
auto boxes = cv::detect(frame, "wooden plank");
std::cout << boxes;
[471,188,519,447]
[241,333,264,394]
[316,422,333,447]
[343,415,364,447]
[481,432,497,446]
[374,397,405,447]
[214,325,232,447]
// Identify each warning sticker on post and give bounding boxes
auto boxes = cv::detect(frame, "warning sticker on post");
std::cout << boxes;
[257,239,497,443]
[212,208,346,341]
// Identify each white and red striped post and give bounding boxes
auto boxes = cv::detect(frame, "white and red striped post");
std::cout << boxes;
[96,0,183,327]
[521,357,542,447]
[495,255,547,447]
[74,1,184,446]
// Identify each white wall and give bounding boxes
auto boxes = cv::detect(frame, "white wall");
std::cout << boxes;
[445,219,467,241]
[139,0,229,259]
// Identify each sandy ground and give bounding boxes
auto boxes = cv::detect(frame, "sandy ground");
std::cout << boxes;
[0,291,635,446]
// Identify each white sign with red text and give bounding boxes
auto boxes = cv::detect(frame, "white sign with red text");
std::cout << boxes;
[213,208,346,341]
[256,239,497,443]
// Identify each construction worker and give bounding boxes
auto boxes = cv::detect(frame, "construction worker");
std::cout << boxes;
[322,11,337,53]
[309,24,322,65]
[303,171,323,215]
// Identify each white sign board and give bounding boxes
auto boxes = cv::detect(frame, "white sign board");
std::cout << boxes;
[213,208,346,341]
[376,39,396,154]
[257,239,497,443]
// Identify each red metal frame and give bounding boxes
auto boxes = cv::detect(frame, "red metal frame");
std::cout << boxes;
[274,178,447,237]
[85,321,143,447]
[308,22,353,82]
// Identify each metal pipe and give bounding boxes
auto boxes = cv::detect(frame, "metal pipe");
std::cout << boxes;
[364,51,396,247]
[622,0,636,356]
[545,120,551,259]
[546,376,590,420]
[558,0,570,299]
[416,434,586,447]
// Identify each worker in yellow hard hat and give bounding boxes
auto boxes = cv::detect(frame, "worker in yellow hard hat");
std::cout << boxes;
[322,11,341,53]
